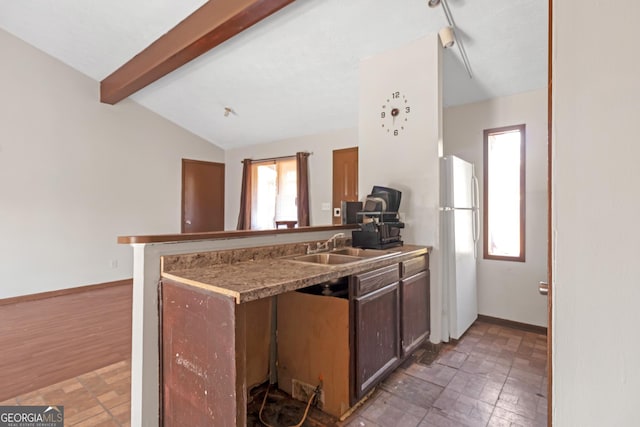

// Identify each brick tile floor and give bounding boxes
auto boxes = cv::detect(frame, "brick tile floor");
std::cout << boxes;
[1,321,547,426]
[340,321,548,427]
[0,360,131,426]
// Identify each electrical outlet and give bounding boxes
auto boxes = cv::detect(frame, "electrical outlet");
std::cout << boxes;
[291,379,324,410]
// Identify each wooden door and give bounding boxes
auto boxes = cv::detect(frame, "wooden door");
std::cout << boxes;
[332,147,359,225]
[182,159,225,233]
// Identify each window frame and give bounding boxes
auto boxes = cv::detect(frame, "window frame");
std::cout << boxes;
[249,156,297,230]
[482,124,526,262]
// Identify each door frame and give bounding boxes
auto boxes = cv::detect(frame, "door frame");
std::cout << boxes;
[547,0,553,424]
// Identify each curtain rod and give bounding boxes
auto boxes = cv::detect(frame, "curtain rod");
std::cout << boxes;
[240,152,313,163]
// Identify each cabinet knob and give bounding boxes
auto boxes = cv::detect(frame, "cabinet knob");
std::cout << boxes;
[185,220,192,225]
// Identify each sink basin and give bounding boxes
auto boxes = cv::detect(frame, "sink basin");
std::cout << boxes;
[291,253,364,265]
[286,247,401,266]
[330,248,398,258]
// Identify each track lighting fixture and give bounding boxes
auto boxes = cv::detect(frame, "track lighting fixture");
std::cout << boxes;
[427,0,473,78]
[439,26,455,48]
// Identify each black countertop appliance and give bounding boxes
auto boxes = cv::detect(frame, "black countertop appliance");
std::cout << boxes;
[352,186,404,249]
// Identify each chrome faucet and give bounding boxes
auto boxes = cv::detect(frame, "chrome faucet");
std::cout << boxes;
[325,232,346,250]
[307,233,346,254]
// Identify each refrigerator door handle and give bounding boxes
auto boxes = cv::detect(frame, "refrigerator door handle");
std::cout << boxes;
[471,175,480,259]
[472,208,478,259]
[470,206,477,259]
[472,174,480,211]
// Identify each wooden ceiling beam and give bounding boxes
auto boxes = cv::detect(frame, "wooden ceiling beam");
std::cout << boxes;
[100,0,295,105]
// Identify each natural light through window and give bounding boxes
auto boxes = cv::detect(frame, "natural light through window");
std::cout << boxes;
[483,125,525,261]
[251,158,297,230]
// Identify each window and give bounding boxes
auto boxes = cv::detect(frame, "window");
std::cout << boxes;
[483,124,525,261]
[250,158,297,230]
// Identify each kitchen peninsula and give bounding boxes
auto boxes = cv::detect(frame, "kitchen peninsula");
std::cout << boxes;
[119,226,430,426]
[161,243,430,424]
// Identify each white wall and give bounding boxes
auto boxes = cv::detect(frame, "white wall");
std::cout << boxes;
[553,1,640,424]
[359,34,441,248]
[0,29,225,299]
[444,89,548,327]
[359,34,443,342]
[224,127,358,230]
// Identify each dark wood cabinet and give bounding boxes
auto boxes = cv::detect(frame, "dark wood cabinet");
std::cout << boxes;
[352,282,401,400]
[400,254,430,356]
[160,248,430,425]
[400,270,430,355]
[349,253,431,402]
[350,264,401,401]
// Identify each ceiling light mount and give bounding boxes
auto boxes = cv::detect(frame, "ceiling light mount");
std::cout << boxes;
[427,0,441,7]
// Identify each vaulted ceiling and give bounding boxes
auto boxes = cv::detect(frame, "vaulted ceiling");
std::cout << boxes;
[0,0,547,149]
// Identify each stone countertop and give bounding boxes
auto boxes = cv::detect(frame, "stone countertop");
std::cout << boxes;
[161,245,430,304]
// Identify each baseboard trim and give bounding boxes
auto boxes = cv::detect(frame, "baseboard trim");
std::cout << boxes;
[478,314,547,335]
[0,279,133,306]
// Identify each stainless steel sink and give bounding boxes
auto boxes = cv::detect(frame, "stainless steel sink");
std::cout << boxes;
[286,247,401,266]
[291,253,364,265]
[330,248,399,258]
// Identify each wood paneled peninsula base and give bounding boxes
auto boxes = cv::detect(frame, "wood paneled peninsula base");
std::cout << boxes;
[160,243,430,426]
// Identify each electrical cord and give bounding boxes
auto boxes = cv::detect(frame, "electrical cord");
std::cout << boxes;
[258,383,320,427]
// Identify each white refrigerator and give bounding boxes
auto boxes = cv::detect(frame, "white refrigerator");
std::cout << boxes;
[440,155,479,340]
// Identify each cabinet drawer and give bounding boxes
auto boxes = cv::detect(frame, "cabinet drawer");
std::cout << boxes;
[351,264,400,297]
[401,254,429,278]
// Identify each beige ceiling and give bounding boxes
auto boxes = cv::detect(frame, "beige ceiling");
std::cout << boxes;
[0,0,547,149]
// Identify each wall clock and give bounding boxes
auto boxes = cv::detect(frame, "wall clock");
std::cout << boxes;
[380,91,411,136]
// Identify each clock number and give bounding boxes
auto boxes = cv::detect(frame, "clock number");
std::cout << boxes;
[381,112,386,118]
[394,130,399,136]
[392,91,400,99]
[405,106,410,113]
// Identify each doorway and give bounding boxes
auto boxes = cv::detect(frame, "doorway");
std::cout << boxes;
[332,147,359,225]
[181,159,225,233]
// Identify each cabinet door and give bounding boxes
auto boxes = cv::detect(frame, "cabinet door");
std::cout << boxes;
[353,282,400,400]
[401,270,430,356]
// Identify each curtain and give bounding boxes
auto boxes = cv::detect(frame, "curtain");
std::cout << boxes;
[236,159,252,230]
[296,152,310,227]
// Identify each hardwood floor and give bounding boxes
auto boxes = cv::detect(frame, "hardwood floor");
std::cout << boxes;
[0,283,132,401]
